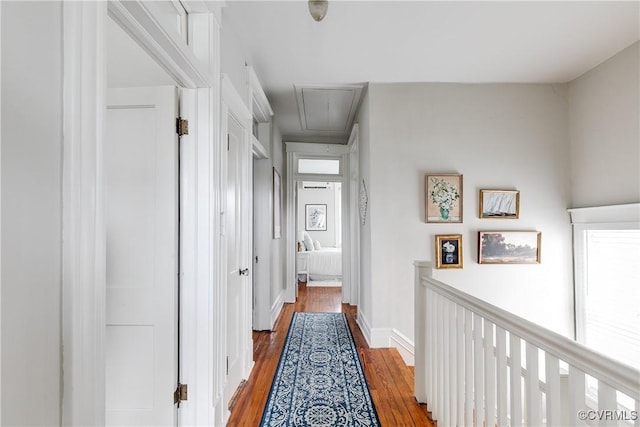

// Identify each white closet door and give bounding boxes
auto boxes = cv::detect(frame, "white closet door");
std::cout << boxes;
[105,86,178,427]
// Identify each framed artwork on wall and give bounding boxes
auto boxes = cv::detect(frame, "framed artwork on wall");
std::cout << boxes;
[426,174,463,223]
[273,167,282,239]
[305,204,327,231]
[479,189,520,219]
[435,234,463,269]
[478,231,541,264]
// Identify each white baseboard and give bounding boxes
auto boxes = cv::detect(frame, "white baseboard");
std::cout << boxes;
[362,324,415,367]
[389,328,415,366]
[270,290,285,330]
[356,312,373,347]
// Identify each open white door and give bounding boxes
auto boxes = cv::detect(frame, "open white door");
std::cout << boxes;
[224,114,249,405]
[105,86,179,426]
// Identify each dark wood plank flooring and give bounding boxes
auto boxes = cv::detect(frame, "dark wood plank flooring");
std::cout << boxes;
[227,283,435,426]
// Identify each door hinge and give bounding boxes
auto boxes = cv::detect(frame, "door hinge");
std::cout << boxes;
[176,117,189,136]
[174,383,188,404]
[226,356,229,375]
[227,134,230,151]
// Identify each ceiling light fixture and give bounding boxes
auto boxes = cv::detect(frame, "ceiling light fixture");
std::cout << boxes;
[308,0,328,22]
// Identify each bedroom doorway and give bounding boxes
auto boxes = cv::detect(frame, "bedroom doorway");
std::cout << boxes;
[296,181,343,288]
[285,146,351,305]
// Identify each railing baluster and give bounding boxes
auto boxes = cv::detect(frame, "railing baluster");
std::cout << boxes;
[435,292,442,422]
[457,304,465,426]
[428,287,435,413]
[484,320,496,426]
[496,326,508,425]
[598,381,617,427]
[465,308,473,426]
[449,299,457,426]
[568,365,586,426]
[443,299,451,427]
[510,334,523,427]
[415,262,428,404]
[545,353,561,425]
[415,265,640,427]
[526,343,541,426]
[474,314,485,427]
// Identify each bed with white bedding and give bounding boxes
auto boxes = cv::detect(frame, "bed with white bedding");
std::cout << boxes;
[307,247,342,280]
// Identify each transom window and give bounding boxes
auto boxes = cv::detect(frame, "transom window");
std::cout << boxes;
[297,158,340,175]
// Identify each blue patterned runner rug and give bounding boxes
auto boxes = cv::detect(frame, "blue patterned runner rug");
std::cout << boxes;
[260,312,381,427]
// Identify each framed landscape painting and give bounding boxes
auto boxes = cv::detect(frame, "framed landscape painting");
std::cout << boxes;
[478,231,541,264]
[435,234,463,269]
[479,189,520,219]
[426,174,463,223]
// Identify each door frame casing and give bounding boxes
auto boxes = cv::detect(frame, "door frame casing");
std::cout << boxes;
[61,1,224,425]
[284,142,352,304]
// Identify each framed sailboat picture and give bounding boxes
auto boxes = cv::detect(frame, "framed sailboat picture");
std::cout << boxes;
[479,189,520,219]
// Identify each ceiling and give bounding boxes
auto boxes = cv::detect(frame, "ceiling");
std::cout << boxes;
[221,0,639,144]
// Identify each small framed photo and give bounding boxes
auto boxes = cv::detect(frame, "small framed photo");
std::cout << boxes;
[305,204,327,231]
[479,189,520,219]
[426,174,463,223]
[435,234,463,269]
[478,231,541,264]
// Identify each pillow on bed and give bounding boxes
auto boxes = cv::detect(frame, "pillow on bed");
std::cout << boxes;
[303,232,314,252]
[314,240,322,250]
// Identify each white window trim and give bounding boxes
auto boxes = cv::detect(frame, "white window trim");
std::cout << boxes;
[568,203,640,342]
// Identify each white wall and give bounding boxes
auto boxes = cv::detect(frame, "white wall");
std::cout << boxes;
[252,121,286,330]
[222,17,287,327]
[220,14,251,107]
[270,123,286,305]
[356,91,374,338]
[107,16,175,88]
[569,42,639,208]
[359,82,575,357]
[297,183,339,248]
[1,2,63,424]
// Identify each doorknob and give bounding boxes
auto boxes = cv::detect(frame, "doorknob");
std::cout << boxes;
[239,268,249,276]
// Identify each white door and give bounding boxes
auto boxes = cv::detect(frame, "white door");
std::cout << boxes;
[105,86,179,426]
[224,115,248,405]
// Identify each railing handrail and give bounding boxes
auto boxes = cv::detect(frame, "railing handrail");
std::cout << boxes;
[418,271,640,400]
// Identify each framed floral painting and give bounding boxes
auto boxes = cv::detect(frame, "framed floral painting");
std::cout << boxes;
[426,174,463,223]
[435,234,463,269]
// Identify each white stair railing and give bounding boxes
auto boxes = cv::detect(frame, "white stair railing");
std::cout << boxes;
[414,261,640,427]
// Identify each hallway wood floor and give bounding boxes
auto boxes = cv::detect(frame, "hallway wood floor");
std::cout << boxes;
[227,284,435,426]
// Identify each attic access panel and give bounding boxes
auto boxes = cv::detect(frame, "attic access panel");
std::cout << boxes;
[295,84,365,133]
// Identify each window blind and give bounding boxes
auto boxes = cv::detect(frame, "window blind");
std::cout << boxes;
[582,230,640,370]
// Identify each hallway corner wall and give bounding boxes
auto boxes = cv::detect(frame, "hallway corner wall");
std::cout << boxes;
[568,41,640,208]
[364,82,575,362]
[1,2,64,424]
